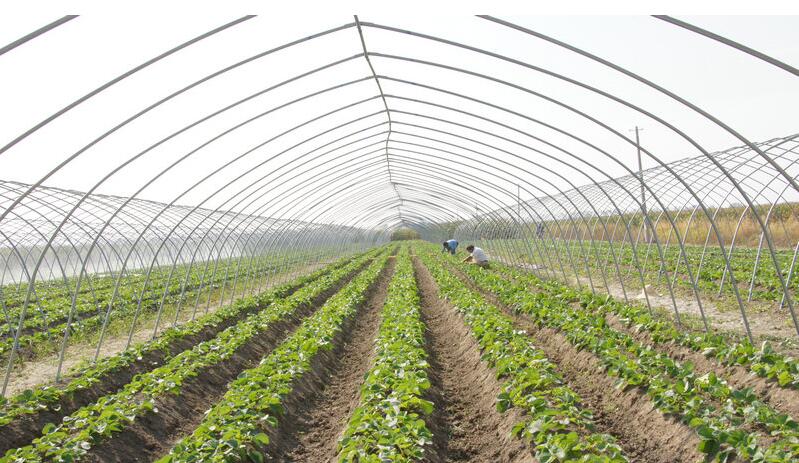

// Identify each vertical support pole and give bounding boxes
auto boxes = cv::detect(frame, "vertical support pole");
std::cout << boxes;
[635,126,648,244]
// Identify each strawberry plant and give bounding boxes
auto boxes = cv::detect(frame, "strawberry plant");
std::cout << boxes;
[0,251,372,429]
[452,252,799,462]
[338,247,433,462]
[157,253,391,463]
[0,250,384,462]
[418,251,628,463]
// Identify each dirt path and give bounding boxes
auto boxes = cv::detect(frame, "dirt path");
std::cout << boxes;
[567,274,797,344]
[265,258,396,462]
[80,264,366,463]
[448,264,703,463]
[413,257,534,463]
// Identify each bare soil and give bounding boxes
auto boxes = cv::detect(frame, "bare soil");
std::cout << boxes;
[263,257,396,462]
[449,264,704,463]
[413,256,535,463]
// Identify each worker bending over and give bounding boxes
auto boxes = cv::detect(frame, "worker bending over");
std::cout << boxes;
[463,245,490,268]
[442,239,459,255]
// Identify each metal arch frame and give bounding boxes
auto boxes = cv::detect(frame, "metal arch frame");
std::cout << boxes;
[172,138,393,292]
[635,138,799,300]
[154,156,391,330]
[119,126,394,333]
[378,74,698,304]
[386,134,587,286]
[105,105,388,342]
[388,123,639,298]
[237,152,510,245]
[0,41,373,290]
[385,169,543,266]
[0,183,190,320]
[3,106,780,362]
[86,105,388,358]
[364,49,781,338]
[471,17,798,335]
[8,96,386,373]
[161,147,390,327]
[0,185,115,332]
[1,15,798,394]
[659,150,772,293]
[476,16,799,192]
[260,145,572,280]
[1,138,780,338]
[373,52,717,277]
[9,139,378,384]
[0,26,768,326]
[687,139,799,298]
[0,15,255,159]
[386,150,559,279]
[17,78,380,320]
[651,16,799,78]
[0,15,78,57]
[389,108,652,294]
[0,21,652,250]
[353,15,404,223]
[3,20,792,296]
[0,29,374,355]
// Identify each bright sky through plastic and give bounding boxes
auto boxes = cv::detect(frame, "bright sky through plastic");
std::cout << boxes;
[0,14,797,222]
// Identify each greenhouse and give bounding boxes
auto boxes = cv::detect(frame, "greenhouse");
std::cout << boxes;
[0,13,798,463]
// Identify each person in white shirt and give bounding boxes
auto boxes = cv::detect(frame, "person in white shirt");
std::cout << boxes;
[463,245,489,268]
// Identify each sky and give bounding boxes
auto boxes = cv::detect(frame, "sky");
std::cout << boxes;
[0,10,797,228]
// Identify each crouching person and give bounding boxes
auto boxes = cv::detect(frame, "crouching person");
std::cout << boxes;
[463,245,489,268]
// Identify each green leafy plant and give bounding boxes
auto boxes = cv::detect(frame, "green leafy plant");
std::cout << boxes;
[0,250,385,463]
[418,250,627,463]
[338,247,433,462]
[157,253,391,463]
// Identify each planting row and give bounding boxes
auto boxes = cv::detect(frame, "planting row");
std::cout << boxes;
[1,249,323,310]
[156,252,392,462]
[0,250,381,460]
[489,260,799,391]
[1,247,329,344]
[417,251,628,462]
[338,247,433,462]
[0,250,372,430]
[451,254,799,462]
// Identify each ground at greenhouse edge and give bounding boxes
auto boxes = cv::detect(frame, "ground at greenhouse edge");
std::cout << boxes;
[447,263,704,463]
[499,256,797,345]
[413,256,535,463]
[263,257,396,462]
[568,274,798,347]
[3,263,326,397]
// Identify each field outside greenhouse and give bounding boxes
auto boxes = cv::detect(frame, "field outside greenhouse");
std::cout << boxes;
[1,11,798,463]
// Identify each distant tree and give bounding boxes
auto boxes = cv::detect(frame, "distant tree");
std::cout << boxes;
[390,227,421,241]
